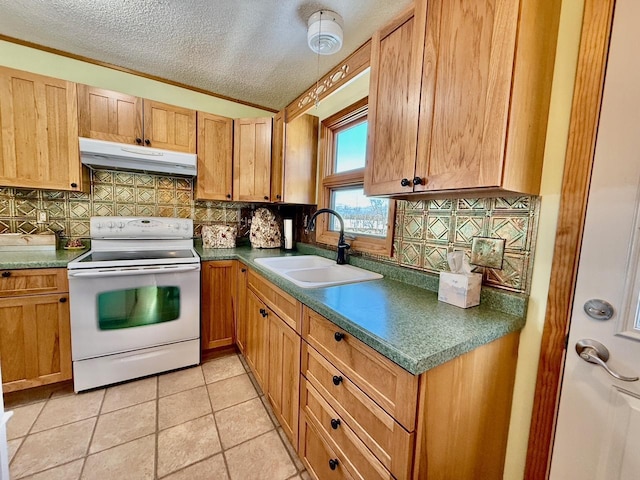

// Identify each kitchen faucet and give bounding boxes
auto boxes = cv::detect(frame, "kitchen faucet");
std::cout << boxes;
[306,208,350,264]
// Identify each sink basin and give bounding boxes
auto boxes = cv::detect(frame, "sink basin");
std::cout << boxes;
[254,255,383,289]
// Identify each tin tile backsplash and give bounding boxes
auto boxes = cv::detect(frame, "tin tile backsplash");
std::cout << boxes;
[389,196,539,293]
[0,169,247,239]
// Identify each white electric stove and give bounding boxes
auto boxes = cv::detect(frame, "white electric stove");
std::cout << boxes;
[67,217,201,392]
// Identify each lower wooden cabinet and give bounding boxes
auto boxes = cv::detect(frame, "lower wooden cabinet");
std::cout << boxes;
[0,270,72,393]
[245,290,270,390]
[267,313,300,446]
[201,261,236,350]
[235,262,249,354]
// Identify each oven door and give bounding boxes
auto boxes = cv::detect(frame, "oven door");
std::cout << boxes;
[68,263,200,360]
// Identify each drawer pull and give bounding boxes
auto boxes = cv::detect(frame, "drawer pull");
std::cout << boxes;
[259,308,268,318]
[59,297,67,303]
[334,332,345,342]
[330,418,341,430]
[329,458,339,471]
[1,271,10,278]
[332,375,343,386]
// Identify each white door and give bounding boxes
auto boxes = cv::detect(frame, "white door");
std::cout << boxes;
[549,0,640,478]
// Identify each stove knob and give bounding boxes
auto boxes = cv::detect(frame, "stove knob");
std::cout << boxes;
[117,222,125,229]
[95,223,103,230]
[107,222,115,229]
[182,224,189,231]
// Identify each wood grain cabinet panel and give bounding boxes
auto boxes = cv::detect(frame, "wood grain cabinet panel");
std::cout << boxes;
[245,290,270,391]
[196,112,234,200]
[77,85,142,144]
[267,312,300,446]
[233,117,272,202]
[366,0,561,197]
[201,261,236,350]
[0,268,67,298]
[144,100,196,153]
[300,417,355,480]
[248,269,301,332]
[0,67,83,191]
[0,267,72,393]
[300,378,392,480]
[302,343,414,480]
[235,262,249,355]
[302,306,418,430]
[271,112,319,204]
[364,6,426,196]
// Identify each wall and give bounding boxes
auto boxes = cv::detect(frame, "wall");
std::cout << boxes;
[0,40,272,118]
[502,0,585,477]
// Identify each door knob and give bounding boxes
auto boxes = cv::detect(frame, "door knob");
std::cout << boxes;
[575,339,638,382]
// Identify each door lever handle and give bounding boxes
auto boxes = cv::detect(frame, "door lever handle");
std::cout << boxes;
[576,339,639,382]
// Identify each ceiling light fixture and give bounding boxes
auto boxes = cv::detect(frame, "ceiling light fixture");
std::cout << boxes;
[307,10,343,55]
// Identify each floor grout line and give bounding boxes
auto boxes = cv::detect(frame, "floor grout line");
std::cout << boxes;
[154,375,160,480]
[78,389,106,479]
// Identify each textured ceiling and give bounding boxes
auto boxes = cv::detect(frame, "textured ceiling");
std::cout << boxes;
[0,0,412,110]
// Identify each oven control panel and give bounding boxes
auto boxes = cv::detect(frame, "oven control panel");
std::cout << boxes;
[90,217,193,238]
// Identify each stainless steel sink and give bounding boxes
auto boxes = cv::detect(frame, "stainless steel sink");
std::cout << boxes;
[254,255,382,288]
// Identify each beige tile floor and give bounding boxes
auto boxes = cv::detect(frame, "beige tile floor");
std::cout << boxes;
[4,352,311,480]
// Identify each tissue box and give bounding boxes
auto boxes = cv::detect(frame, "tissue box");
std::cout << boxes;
[438,272,482,308]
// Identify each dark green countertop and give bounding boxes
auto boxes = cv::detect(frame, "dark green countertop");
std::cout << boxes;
[199,244,527,375]
[0,248,88,269]
[0,242,526,375]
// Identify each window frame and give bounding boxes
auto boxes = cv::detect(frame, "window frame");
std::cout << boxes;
[316,97,395,256]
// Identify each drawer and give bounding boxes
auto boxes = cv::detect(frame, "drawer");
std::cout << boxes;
[248,269,301,332]
[300,414,354,480]
[301,378,393,480]
[302,343,414,479]
[302,306,418,429]
[0,268,68,297]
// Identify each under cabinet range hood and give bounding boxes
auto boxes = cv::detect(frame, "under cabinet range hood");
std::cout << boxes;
[79,138,197,177]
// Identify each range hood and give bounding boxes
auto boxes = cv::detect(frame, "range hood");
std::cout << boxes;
[79,138,197,177]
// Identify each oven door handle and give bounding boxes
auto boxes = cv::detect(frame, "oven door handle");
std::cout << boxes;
[68,265,200,278]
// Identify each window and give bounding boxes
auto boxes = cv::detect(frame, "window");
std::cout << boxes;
[315,97,395,256]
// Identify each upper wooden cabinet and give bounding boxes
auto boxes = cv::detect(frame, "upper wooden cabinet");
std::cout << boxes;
[271,111,319,204]
[196,112,234,200]
[233,117,272,202]
[365,0,561,197]
[78,85,142,144]
[0,67,84,191]
[78,86,196,153]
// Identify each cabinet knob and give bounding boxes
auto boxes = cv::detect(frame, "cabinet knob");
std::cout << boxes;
[400,178,411,187]
[276,195,281,200]
[413,176,423,186]
[226,194,231,199]
[70,183,78,188]
[144,139,151,145]
[263,196,269,201]
[135,138,142,144]
[59,297,67,303]
[334,332,345,342]
[1,271,11,278]
[332,375,343,386]
[330,418,341,430]
[329,459,339,471]
[241,268,247,273]
[260,308,268,318]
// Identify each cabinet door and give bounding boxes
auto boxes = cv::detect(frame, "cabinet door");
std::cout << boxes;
[196,112,233,200]
[233,117,272,202]
[364,6,427,196]
[235,262,249,354]
[77,85,143,144]
[0,67,82,191]
[283,114,318,205]
[201,261,236,350]
[0,293,72,392]
[270,110,285,203]
[416,0,519,191]
[267,313,301,446]
[245,290,269,391]
[143,100,196,153]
